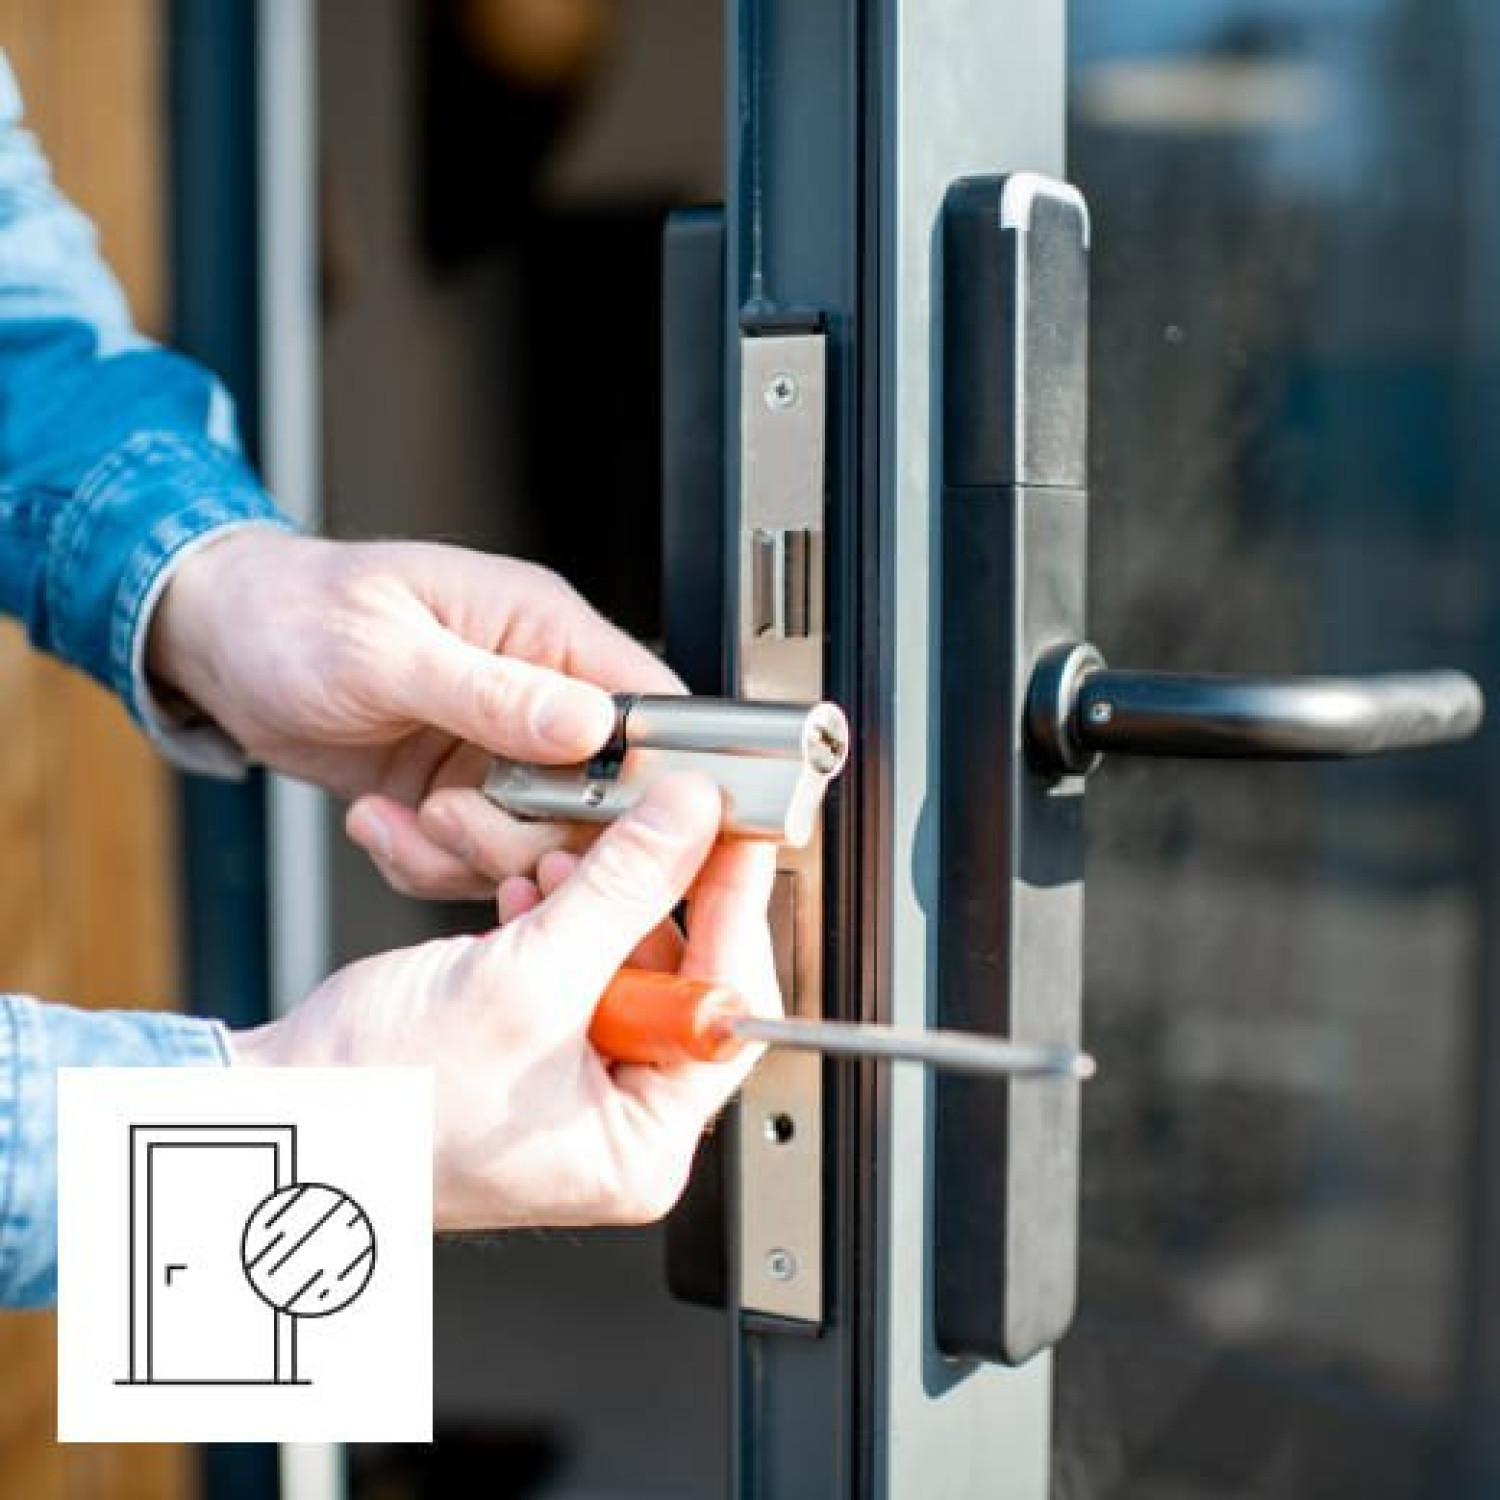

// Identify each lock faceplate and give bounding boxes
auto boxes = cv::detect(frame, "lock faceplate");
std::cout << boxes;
[736,327,828,1325]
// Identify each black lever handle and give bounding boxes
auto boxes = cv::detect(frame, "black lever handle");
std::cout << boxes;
[935,170,1488,1370]
[1028,642,1485,775]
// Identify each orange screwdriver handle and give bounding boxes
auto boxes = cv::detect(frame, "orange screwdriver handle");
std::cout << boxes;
[590,968,748,1066]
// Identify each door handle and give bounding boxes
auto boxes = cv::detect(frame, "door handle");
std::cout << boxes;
[1027,642,1483,774]
[932,171,1486,1370]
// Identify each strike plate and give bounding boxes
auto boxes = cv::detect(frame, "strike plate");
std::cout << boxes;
[736,327,827,1324]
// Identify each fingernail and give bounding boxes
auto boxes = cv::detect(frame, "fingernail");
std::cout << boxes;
[533,685,613,753]
[350,808,393,864]
[495,876,532,922]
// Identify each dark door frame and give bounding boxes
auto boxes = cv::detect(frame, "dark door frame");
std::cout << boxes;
[724,4,1066,1495]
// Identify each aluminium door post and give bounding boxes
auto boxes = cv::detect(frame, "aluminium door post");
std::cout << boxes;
[724,3,1068,1496]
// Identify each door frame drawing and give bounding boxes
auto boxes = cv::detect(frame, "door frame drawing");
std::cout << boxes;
[126,1124,298,1386]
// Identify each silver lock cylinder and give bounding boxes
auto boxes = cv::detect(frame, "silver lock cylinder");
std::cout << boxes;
[482,695,848,847]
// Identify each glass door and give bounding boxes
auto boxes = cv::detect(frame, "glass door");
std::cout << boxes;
[1055,3,1500,1495]
[304,2,1499,1493]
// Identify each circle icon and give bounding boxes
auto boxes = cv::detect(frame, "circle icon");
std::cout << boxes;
[241,1182,376,1318]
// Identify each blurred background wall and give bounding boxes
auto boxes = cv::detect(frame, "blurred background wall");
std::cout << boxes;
[0,3,189,1498]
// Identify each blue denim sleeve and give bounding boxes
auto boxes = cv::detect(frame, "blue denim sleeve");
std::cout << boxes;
[0,994,229,1308]
[0,53,294,755]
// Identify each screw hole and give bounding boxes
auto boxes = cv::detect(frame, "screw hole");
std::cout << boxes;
[763,1112,796,1145]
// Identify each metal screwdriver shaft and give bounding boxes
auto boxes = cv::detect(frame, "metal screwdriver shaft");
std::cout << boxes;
[728,1014,1094,1080]
[590,968,1095,1081]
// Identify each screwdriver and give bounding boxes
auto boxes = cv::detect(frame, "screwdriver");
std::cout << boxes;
[592,968,1095,1081]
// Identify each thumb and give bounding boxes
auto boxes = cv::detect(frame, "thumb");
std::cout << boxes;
[508,773,724,1017]
[392,621,617,762]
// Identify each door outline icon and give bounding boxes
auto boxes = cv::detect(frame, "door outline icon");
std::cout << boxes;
[125,1124,299,1385]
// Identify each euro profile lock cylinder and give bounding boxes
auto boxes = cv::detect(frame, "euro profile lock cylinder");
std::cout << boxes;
[482,694,850,846]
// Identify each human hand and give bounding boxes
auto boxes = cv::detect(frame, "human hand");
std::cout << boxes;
[228,774,779,1229]
[148,527,681,897]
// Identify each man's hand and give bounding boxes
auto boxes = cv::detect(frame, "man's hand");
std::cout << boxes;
[229,775,778,1229]
[148,528,681,898]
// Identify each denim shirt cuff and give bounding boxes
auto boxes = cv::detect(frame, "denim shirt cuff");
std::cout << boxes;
[0,995,230,1308]
[41,431,295,734]
[132,518,301,780]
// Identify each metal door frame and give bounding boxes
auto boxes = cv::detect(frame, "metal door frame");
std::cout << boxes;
[724,3,1066,1495]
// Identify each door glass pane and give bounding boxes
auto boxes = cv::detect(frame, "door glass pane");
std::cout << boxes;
[1057,3,1500,1495]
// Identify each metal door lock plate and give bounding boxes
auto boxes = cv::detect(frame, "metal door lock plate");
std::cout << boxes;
[737,324,828,1326]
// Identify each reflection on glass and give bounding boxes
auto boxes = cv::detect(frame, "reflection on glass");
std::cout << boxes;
[1056,2,1499,1495]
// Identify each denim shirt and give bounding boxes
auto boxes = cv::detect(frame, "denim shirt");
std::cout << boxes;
[0,53,281,1305]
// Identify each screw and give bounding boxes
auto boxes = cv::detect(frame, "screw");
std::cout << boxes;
[583,782,606,807]
[1086,701,1114,726]
[764,373,799,410]
[766,1248,798,1281]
